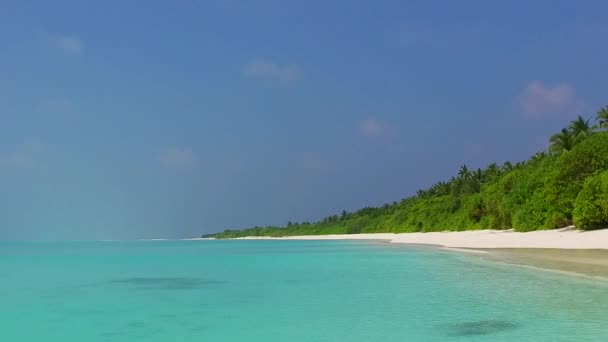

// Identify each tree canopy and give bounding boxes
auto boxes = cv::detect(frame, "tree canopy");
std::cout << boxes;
[205,107,608,238]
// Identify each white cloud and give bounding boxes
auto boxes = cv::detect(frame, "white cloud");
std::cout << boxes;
[47,34,83,54]
[0,143,46,170]
[519,81,575,119]
[243,59,299,82]
[358,118,393,137]
[158,148,197,169]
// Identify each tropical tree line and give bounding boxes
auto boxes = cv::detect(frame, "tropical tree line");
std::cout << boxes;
[549,108,608,153]
[205,107,608,238]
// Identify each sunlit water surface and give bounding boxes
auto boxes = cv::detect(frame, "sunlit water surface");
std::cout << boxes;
[1,240,607,341]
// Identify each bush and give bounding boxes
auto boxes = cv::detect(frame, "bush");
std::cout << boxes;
[573,171,608,230]
[464,194,485,223]
[551,132,608,216]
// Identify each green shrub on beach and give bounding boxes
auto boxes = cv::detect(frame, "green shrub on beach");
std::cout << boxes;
[203,109,608,238]
[573,171,608,230]
[549,132,608,217]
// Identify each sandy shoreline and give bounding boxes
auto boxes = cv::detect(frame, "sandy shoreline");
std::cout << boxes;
[231,227,608,249]
[220,228,608,277]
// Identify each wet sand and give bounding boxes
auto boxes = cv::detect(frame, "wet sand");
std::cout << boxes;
[477,248,608,278]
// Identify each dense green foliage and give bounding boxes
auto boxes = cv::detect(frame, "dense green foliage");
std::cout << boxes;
[573,171,608,229]
[205,109,608,238]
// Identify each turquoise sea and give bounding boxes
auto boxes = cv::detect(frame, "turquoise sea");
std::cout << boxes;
[1,240,607,341]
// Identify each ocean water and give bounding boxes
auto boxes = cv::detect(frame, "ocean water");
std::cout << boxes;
[1,240,607,341]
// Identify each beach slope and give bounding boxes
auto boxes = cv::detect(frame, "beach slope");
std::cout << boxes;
[235,227,608,249]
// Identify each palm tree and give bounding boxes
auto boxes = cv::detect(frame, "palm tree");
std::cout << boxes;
[529,151,547,165]
[597,106,608,129]
[484,163,501,182]
[549,128,575,154]
[487,163,499,173]
[434,181,449,196]
[458,165,471,180]
[473,168,483,192]
[449,176,461,195]
[569,115,591,142]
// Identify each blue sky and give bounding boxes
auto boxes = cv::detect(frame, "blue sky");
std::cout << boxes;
[1,0,607,240]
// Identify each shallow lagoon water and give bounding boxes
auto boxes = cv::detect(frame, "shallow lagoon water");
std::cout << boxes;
[1,240,607,341]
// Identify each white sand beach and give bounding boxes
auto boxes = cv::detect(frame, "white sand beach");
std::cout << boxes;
[231,228,608,277]
[235,227,608,249]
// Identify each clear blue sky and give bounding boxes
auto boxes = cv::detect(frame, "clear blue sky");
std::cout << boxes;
[1,0,607,240]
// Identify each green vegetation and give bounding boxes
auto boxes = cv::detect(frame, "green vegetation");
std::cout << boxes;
[205,108,608,238]
[573,171,608,229]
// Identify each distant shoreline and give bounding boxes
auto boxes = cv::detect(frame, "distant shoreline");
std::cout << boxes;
[218,227,608,249]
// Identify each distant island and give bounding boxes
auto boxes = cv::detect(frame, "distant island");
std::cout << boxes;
[205,107,608,239]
